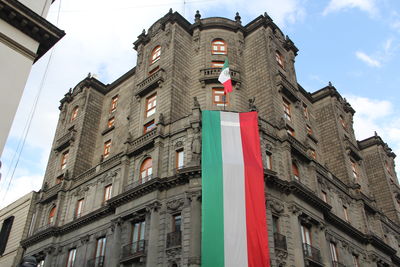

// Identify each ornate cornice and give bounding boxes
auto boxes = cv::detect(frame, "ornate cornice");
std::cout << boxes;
[0,0,65,61]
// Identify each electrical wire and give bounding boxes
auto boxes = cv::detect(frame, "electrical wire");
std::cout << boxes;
[1,0,63,202]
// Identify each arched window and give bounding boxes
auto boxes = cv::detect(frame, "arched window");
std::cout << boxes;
[48,206,56,225]
[140,158,153,182]
[292,162,299,180]
[150,46,161,64]
[275,50,284,68]
[70,106,79,122]
[211,39,227,55]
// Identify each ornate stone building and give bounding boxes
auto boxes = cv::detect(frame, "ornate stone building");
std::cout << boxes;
[20,10,400,267]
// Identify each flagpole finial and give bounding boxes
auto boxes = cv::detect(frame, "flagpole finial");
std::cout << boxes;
[235,12,241,24]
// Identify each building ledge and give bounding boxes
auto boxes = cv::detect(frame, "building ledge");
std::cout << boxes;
[199,68,240,88]
[135,68,165,97]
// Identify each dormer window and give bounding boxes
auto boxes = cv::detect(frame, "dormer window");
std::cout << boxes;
[150,46,161,64]
[211,39,227,55]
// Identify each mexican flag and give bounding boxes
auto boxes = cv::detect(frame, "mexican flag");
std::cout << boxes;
[201,111,270,267]
[218,58,233,94]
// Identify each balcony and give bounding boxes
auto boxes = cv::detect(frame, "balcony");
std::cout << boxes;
[273,232,287,251]
[54,129,76,152]
[87,256,105,267]
[121,240,146,263]
[332,261,346,267]
[303,243,323,266]
[125,175,152,192]
[135,68,165,97]
[199,68,240,87]
[127,129,157,156]
[166,231,182,248]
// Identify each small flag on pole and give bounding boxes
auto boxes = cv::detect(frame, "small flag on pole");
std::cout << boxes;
[218,58,233,94]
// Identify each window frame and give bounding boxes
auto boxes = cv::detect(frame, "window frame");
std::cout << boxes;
[275,50,284,68]
[146,93,157,118]
[61,150,69,170]
[212,88,229,106]
[287,126,295,137]
[48,206,56,225]
[66,248,76,267]
[150,45,161,64]
[321,191,328,203]
[211,61,225,68]
[303,104,309,120]
[103,184,112,203]
[140,158,153,182]
[266,152,272,170]
[343,206,349,222]
[329,242,338,262]
[306,125,313,136]
[70,106,79,122]
[283,98,292,121]
[103,140,112,158]
[351,159,359,179]
[107,117,115,128]
[300,224,312,245]
[110,95,119,113]
[352,254,360,267]
[176,149,184,169]
[172,214,182,232]
[95,236,107,259]
[211,39,227,55]
[143,120,156,133]
[292,162,300,181]
[75,198,84,218]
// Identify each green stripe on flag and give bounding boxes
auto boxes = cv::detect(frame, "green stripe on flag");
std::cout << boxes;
[201,110,225,267]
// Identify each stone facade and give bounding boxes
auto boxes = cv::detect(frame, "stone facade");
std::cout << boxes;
[20,10,400,267]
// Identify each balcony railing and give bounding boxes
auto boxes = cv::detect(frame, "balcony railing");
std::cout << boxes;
[332,261,346,267]
[273,232,287,251]
[166,231,182,248]
[302,243,322,264]
[121,240,146,259]
[199,68,240,87]
[87,256,105,267]
[124,175,153,192]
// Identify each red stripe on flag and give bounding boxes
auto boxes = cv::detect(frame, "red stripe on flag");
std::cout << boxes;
[223,79,232,94]
[239,112,270,267]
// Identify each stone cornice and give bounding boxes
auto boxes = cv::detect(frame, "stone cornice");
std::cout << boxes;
[0,0,65,61]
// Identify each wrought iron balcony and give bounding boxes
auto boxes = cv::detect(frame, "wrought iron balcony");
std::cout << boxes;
[87,256,105,267]
[121,240,146,259]
[332,261,346,267]
[166,231,182,248]
[303,243,322,264]
[273,232,287,251]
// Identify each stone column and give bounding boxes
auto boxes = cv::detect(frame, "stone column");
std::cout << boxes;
[109,218,123,267]
[146,201,162,267]
[187,190,201,267]
[43,247,55,267]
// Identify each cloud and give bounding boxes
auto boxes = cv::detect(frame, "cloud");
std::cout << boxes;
[355,51,382,67]
[323,0,378,16]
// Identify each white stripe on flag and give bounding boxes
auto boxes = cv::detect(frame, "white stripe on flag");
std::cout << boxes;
[220,112,248,267]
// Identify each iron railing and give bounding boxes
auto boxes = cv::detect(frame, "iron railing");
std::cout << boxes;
[302,243,322,263]
[273,232,287,251]
[121,240,146,258]
[87,256,105,267]
[125,175,153,192]
[166,231,182,248]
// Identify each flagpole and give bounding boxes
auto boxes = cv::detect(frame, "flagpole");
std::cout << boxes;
[224,92,226,111]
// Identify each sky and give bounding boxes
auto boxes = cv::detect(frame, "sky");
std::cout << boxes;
[1,0,400,208]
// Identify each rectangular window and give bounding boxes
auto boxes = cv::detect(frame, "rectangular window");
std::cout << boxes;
[211,61,224,68]
[0,216,14,256]
[104,184,112,202]
[173,214,182,232]
[287,127,295,137]
[95,237,107,258]
[310,149,316,160]
[343,206,349,222]
[351,160,359,179]
[352,254,360,267]
[146,93,157,117]
[283,98,291,121]
[321,191,327,203]
[149,66,159,75]
[300,225,311,245]
[306,125,313,135]
[266,153,272,170]
[103,140,112,158]
[176,149,184,169]
[212,88,228,106]
[56,175,63,185]
[61,151,69,170]
[75,198,84,218]
[110,95,118,113]
[272,215,280,233]
[66,248,76,267]
[37,259,45,267]
[144,120,156,133]
[131,220,146,252]
[107,117,115,128]
[329,242,338,262]
[303,104,309,120]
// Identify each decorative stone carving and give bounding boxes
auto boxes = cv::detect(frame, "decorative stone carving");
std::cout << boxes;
[270,199,284,214]
[166,198,184,211]
[146,201,162,212]
[190,127,201,165]
[193,96,200,108]
[166,247,181,262]
[248,97,258,112]
[186,190,201,202]
[288,203,301,215]
[80,234,90,244]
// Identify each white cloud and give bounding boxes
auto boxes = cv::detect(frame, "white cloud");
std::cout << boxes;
[323,0,378,16]
[0,175,43,209]
[355,51,382,67]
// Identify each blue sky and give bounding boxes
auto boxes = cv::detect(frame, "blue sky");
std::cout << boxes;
[1,0,400,207]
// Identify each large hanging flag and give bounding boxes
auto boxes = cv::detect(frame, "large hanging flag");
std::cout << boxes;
[218,58,233,94]
[201,111,270,267]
